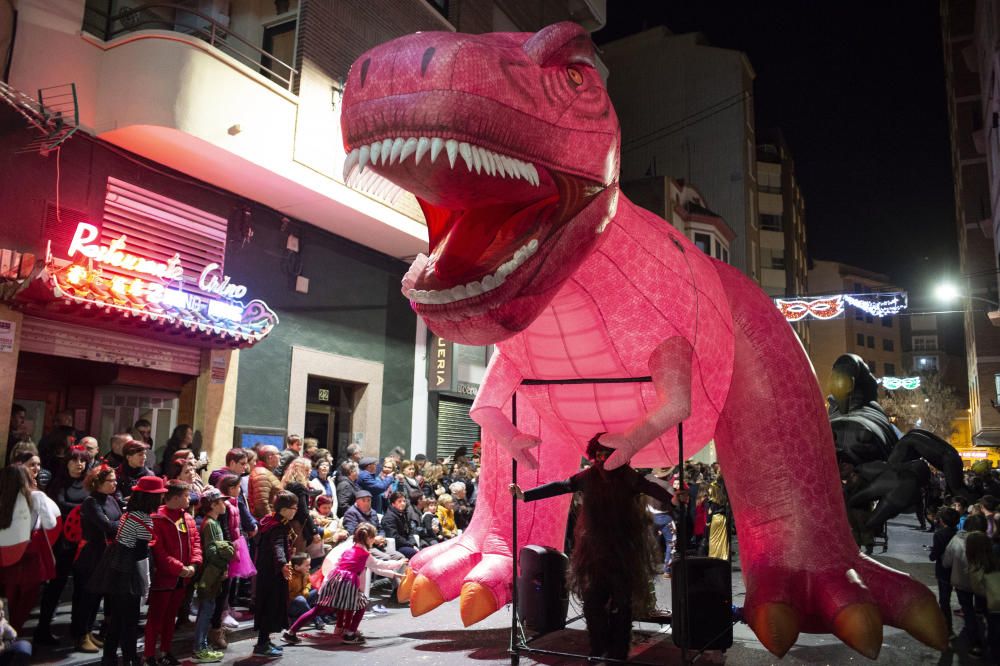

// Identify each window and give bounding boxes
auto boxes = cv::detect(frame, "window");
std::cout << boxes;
[693,233,711,255]
[261,19,297,86]
[916,356,939,372]
[913,335,938,351]
[856,333,865,346]
[882,339,894,352]
[885,363,896,376]
[865,314,874,324]
[760,213,783,231]
[866,335,875,348]
[721,248,729,264]
[995,374,1000,403]
[867,360,877,374]
[882,316,893,328]
[714,242,722,260]
[770,250,785,270]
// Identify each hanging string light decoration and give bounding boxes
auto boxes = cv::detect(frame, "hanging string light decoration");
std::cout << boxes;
[775,291,908,322]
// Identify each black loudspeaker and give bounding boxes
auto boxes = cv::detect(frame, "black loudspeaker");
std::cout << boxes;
[517,545,569,634]
[671,556,733,650]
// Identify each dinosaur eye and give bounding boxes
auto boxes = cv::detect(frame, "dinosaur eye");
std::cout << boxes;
[567,67,584,86]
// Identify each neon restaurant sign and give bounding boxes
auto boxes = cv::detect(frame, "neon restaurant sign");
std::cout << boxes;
[44,222,277,345]
[775,291,908,322]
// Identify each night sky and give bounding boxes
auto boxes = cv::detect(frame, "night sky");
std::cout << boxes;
[594,2,958,297]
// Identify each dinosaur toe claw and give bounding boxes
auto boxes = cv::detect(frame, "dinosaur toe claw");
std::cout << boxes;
[396,566,416,603]
[459,582,498,627]
[897,593,948,651]
[409,574,446,617]
[832,603,883,660]
[746,602,799,658]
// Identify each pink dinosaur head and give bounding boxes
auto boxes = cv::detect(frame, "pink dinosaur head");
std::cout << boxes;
[342,22,621,344]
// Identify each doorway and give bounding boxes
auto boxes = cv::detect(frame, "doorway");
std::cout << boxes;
[304,376,359,461]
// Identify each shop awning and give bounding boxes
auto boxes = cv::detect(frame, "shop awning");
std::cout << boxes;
[10,261,277,349]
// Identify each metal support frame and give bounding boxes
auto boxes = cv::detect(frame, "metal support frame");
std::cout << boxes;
[508,375,692,666]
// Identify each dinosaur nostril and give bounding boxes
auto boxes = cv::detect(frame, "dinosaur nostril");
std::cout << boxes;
[421,47,436,76]
[360,58,371,86]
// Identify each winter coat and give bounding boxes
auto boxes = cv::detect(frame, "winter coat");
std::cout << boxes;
[116,463,153,503]
[254,514,292,633]
[381,506,417,549]
[437,505,457,538]
[357,470,393,514]
[335,477,359,518]
[76,492,123,571]
[930,525,958,581]
[342,505,380,537]
[248,464,280,520]
[149,506,202,591]
[195,516,234,598]
[943,530,972,591]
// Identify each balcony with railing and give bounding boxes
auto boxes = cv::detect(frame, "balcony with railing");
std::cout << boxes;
[81,1,297,91]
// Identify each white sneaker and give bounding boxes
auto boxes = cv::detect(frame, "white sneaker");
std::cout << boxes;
[221,612,239,630]
[371,604,388,615]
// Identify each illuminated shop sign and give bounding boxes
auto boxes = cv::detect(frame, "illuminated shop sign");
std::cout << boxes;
[48,222,277,344]
[775,291,908,322]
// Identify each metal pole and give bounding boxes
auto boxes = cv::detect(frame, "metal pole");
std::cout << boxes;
[510,391,520,665]
[677,421,688,665]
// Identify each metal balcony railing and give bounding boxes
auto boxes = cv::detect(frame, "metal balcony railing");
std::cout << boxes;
[82,2,298,91]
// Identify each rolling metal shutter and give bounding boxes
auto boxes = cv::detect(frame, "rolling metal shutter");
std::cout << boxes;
[102,177,228,298]
[435,396,479,462]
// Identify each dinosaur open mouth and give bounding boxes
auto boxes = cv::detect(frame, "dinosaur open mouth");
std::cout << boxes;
[344,135,600,307]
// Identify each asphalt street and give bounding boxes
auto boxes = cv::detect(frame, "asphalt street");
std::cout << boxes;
[33,512,972,665]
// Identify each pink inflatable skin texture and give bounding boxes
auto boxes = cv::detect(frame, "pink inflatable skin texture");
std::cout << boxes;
[341,22,946,659]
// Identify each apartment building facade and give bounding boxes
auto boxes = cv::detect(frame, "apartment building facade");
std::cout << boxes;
[0,0,605,464]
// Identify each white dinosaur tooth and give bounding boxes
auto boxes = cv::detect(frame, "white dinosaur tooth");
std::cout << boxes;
[389,137,405,165]
[358,144,370,172]
[449,285,467,302]
[381,138,393,163]
[482,149,496,176]
[471,146,483,174]
[466,280,483,296]
[516,160,531,181]
[415,137,431,165]
[458,142,473,171]
[482,274,497,290]
[490,152,505,178]
[497,261,513,278]
[528,239,539,253]
[503,156,518,179]
[527,163,539,186]
[369,141,382,166]
[414,289,430,303]
[445,139,459,169]
[400,137,418,163]
[430,137,444,163]
[343,148,359,182]
[406,288,417,299]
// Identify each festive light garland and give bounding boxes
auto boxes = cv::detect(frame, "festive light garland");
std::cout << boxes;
[775,291,908,321]
[877,376,921,391]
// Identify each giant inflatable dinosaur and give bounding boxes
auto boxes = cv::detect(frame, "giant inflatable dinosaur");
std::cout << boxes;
[340,22,946,659]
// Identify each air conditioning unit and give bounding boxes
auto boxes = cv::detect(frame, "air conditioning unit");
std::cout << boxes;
[567,0,606,32]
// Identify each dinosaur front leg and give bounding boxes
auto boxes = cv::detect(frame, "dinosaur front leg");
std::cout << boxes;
[469,351,542,468]
[601,336,693,470]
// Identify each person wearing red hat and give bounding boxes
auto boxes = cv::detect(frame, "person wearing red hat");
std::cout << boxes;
[144,481,203,666]
[89,474,167,666]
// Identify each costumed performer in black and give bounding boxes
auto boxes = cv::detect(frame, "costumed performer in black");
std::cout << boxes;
[510,433,686,661]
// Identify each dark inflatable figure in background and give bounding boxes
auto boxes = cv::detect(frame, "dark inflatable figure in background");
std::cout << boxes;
[826,353,966,532]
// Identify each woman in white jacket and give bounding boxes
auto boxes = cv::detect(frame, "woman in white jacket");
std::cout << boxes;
[0,465,60,631]
[944,513,989,657]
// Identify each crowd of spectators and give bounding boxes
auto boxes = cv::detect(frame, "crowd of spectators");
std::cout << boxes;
[0,402,479,664]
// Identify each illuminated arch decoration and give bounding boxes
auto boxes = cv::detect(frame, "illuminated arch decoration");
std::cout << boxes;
[775,291,908,322]
[340,22,947,659]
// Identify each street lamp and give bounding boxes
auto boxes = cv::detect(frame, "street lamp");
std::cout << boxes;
[934,280,1000,325]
